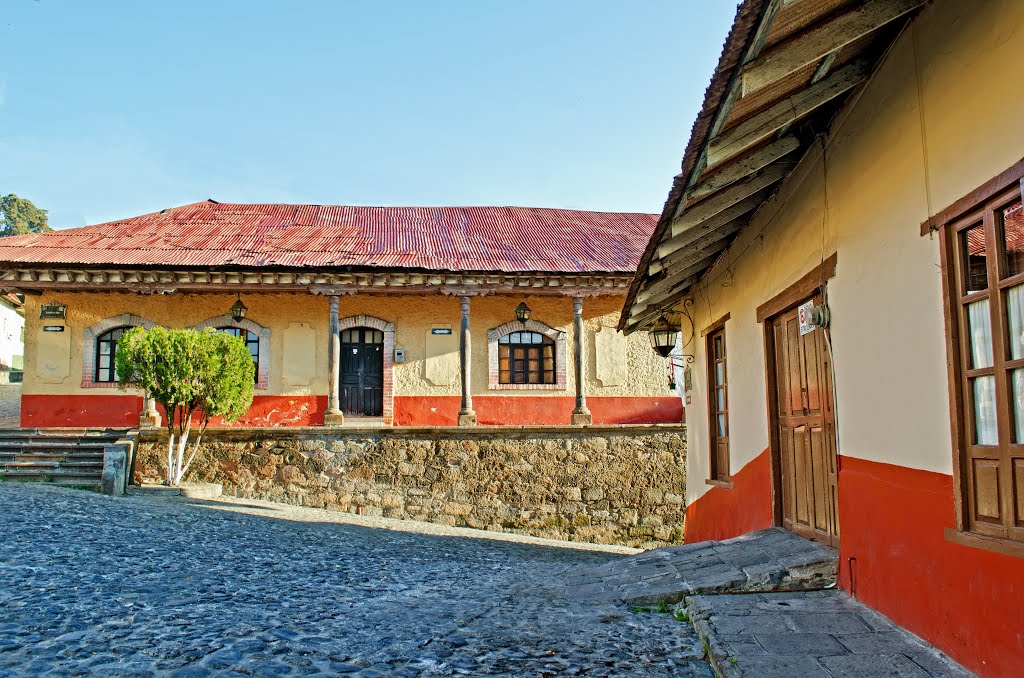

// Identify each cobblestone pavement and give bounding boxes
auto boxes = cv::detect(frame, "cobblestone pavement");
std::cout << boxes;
[684,590,972,677]
[0,484,711,677]
[0,384,20,429]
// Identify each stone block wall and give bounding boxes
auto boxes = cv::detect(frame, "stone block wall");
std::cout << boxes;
[134,425,686,548]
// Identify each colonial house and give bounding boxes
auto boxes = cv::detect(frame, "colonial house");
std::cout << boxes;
[0,202,682,429]
[621,0,1022,675]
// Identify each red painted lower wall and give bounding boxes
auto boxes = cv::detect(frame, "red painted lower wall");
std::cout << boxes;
[22,394,682,428]
[22,394,143,428]
[683,448,774,543]
[837,456,1024,678]
[392,396,683,426]
[21,395,327,428]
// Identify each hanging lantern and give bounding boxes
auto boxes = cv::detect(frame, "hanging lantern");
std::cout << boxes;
[649,316,679,358]
[230,295,248,323]
[514,301,532,325]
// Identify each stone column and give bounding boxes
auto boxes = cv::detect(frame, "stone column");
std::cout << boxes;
[458,296,477,426]
[324,295,345,426]
[571,296,593,425]
[139,394,161,428]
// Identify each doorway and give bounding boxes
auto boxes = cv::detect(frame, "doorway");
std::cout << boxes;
[340,327,384,417]
[766,292,840,547]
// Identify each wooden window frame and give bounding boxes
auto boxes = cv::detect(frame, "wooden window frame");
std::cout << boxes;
[95,326,131,383]
[705,314,731,486]
[216,326,262,384]
[497,331,556,385]
[935,160,1024,557]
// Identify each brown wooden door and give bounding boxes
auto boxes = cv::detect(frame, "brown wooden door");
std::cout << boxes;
[771,294,840,547]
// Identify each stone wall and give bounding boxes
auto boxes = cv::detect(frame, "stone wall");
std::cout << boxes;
[134,425,686,548]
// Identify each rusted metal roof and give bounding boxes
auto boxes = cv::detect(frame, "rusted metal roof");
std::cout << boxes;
[0,201,657,275]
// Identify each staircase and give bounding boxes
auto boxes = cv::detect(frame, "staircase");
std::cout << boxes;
[0,430,134,491]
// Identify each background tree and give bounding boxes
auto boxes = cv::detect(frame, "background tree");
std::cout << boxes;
[116,327,255,485]
[0,194,51,236]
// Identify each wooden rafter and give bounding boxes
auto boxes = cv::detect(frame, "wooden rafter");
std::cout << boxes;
[707,60,868,168]
[741,0,923,96]
[671,161,790,235]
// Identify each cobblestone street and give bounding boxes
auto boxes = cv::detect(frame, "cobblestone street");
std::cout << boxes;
[0,484,711,677]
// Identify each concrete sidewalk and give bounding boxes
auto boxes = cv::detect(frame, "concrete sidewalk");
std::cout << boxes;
[563,528,971,676]
[684,590,971,677]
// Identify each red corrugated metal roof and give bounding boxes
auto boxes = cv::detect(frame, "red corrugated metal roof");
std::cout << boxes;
[0,201,657,274]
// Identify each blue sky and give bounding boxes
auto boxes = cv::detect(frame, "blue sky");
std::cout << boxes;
[1,1,735,229]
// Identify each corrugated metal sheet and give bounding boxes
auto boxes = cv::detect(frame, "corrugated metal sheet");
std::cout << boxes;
[0,202,658,274]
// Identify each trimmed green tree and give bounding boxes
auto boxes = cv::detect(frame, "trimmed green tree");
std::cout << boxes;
[115,327,255,485]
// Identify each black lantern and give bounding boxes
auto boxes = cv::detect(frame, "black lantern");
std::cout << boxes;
[514,301,531,325]
[649,316,679,358]
[230,295,248,323]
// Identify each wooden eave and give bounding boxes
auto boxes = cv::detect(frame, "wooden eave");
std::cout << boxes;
[619,0,925,333]
[0,265,634,298]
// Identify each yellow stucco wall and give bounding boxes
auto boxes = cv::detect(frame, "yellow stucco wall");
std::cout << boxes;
[22,291,671,399]
[680,0,1024,505]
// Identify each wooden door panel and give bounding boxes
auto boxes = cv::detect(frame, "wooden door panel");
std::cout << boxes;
[772,295,840,547]
[809,424,829,533]
[793,424,811,528]
[1014,457,1024,528]
[971,457,1003,523]
[780,426,796,531]
[786,317,803,415]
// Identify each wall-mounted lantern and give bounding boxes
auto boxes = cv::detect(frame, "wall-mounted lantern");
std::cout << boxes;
[514,301,531,325]
[649,316,680,358]
[230,295,248,323]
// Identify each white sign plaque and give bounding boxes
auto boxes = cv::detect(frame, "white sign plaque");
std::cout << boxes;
[798,300,816,336]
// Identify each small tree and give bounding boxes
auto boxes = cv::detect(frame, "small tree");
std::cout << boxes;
[0,194,51,236]
[116,327,255,485]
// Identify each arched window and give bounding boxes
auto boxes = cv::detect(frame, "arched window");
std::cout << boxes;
[215,326,259,381]
[498,331,555,384]
[95,326,132,383]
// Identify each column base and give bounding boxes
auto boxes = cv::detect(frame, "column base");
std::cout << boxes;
[571,409,593,426]
[139,411,162,429]
[458,411,478,427]
[324,410,345,427]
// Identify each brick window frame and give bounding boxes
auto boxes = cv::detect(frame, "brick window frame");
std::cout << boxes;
[193,315,271,390]
[487,319,566,391]
[82,313,157,388]
[338,314,395,424]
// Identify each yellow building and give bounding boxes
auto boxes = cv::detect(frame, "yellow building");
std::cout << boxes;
[621,1,1024,675]
[0,202,681,428]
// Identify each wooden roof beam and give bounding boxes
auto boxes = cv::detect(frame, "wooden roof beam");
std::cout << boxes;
[636,248,725,306]
[707,60,869,168]
[671,161,790,236]
[686,135,800,204]
[649,217,746,276]
[741,0,923,96]
[657,194,763,261]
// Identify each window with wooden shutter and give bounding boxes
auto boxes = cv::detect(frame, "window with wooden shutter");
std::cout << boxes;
[706,324,730,483]
[938,165,1024,551]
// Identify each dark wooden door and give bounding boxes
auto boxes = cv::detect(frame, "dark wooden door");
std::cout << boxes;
[340,328,384,417]
[771,294,840,547]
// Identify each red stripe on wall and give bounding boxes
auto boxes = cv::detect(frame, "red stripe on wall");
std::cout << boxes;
[393,396,683,427]
[837,455,1023,678]
[22,394,682,428]
[20,395,328,428]
[683,448,774,543]
[22,394,142,428]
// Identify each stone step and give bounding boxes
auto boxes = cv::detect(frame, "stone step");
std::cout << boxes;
[2,468,102,481]
[563,528,839,606]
